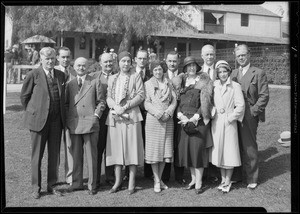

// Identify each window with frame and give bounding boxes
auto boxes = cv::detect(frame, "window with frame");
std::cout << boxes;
[241,14,249,27]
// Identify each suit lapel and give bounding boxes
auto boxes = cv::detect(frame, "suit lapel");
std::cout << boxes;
[69,67,77,79]
[74,74,92,105]
[243,66,255,93]
[39,67,49,95]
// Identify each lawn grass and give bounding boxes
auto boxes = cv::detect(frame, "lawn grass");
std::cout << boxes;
[3,88,292,212]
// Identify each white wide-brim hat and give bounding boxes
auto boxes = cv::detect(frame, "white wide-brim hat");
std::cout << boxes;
[278,131,291,147]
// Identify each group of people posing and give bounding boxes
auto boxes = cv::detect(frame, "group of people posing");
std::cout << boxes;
[20,43,269,199]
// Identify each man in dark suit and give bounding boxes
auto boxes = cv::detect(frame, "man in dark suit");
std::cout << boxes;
[65,57,106,195]
[55,46,77,82]
[200,44,220,183]
[231,44,269,189]
[135,50,153,178]
[54,46,77,186]
[90,53,115,189]
[20,47,66,199]
[123,49,153,181]
[162,51,186,185]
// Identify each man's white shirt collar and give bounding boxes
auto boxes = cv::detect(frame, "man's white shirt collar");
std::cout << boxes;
[168,69,178,78]
[136,67,145,77]
[241,63,250,76]
[43,67,53,76]
[77,74,86,82]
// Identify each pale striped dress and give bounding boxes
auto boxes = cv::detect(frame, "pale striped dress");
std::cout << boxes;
[144,76,177,163]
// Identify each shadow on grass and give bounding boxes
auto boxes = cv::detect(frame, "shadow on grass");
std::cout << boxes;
[6,105,23,112]
[258,146,290,185]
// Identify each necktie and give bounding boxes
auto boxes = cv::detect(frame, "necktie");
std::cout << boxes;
[47,70,53,81]
[238,66,243,82]
[78,77,82,90]
[64,66,69,75]
[140,70,144,80]
[207,68,211,78]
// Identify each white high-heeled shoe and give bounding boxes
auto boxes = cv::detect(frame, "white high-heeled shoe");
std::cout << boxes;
[160,180,169,190]
[217,182,225,190]
[221,182,232,193]
[154,181,161,193]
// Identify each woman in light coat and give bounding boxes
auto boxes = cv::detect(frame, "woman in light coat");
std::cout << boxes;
[210,60,245,193]
[144,60,177,193]
[105,51,145,195]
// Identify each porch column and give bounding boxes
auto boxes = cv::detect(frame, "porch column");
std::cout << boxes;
[186,42,189,56]
[92,36,96,59]
[60,30,64,47]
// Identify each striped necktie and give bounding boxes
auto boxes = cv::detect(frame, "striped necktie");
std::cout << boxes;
[47,70,53,81]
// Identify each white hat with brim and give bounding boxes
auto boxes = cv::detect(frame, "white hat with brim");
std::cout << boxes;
[278,131,291,147]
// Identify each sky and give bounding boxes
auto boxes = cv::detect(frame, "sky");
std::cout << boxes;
[260,1,289,22]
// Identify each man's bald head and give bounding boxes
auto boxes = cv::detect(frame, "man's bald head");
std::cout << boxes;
[74,57,88,76]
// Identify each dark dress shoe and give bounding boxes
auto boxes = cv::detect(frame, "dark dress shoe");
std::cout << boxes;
[109,183,122,193]
[88,189,97,195]
[47,188,63,196]
[176,179,186,185]
[161,178,169,183]
[32,192,40,199]
[105,180,115,186]
[195,187,204,194]
[185,183,195,190]
[67,186,84,193]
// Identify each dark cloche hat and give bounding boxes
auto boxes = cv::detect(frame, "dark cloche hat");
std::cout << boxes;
[182,56,201,73]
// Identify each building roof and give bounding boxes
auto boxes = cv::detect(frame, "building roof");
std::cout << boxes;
[153,31,289,45]
[194,4,281,18]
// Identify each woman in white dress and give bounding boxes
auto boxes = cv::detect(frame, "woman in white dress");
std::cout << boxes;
[105,51,145,194]
[211,60,245,193]
[144,60,177,193]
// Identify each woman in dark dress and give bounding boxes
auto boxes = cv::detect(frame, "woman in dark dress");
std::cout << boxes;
[175,56,214,194]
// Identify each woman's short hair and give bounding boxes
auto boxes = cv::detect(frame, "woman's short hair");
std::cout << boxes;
[149,60,165,73]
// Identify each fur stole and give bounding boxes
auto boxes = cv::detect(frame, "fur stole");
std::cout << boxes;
[194,72,214,120]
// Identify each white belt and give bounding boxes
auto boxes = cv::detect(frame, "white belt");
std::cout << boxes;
[216,108,233,114]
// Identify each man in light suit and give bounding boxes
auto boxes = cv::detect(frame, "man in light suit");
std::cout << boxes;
[20,47,65,199]
[231,44,269,189]
[200,44,217,81]
[65,57,106,195]
[162,51,186,185]
[54,46,77,186]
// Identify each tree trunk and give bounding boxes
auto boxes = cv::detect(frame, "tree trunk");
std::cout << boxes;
[118,28,133,53]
